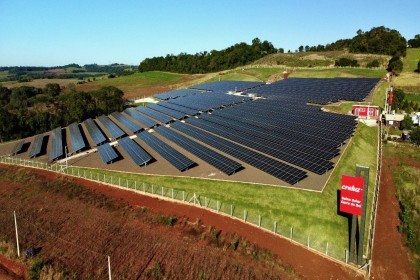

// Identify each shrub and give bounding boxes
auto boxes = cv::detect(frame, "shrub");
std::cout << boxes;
[387,56,403,72]
[367,59,380,68]
[29,259,46,280]
[410,127,420,145]
[335,58,359,67]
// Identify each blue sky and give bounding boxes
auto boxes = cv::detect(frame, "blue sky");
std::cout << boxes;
[0,0,418,66]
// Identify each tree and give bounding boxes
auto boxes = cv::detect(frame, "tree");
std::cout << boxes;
[44,83,61,98]
[392,88,405,110]
[415,61,420,73]
[305,45,310,52]
[400,115,413,130]
[408,34,420,48]
[410,127,420,145]
[367,60,380,68]
[0,86,11,105]
[278,48,284,53]
[387,56,403,73]
[298,45,304,52]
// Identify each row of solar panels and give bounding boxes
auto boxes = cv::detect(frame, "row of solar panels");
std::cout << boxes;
[9,78,379,185]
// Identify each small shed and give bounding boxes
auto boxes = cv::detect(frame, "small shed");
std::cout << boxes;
[384,113,405,127]
[352,105,379,119]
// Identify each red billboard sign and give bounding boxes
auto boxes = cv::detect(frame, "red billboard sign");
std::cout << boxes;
[340,175,365,216]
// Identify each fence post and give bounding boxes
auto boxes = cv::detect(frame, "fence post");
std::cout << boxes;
[182,191,185,201]
[290,227,293,240]
[161,186,164,197]
[307,236,310,248]
[119,177,120,186]
[143,183,145,192]
[13,211,20,257]
[126,179,128,188]
[135,181,137,191]
[258,215,261,227]
[217,201,220,213]
[326,242,329,256]
[152,185,154,194]
[108,256,112,280]
[230,205,233,216]
[243,210,247,222]
[171,188,174,199]
[111,176,113,184]
[345,250,348,264]
[274,221,277,234]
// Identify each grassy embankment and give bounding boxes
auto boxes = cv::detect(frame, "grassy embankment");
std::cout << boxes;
[394,48,420,97]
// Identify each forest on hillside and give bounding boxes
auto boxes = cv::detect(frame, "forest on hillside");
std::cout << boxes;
[138,26,411,74]
[0,84,125,141]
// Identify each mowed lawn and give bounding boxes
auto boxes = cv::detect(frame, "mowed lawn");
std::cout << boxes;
[402,48,420,72]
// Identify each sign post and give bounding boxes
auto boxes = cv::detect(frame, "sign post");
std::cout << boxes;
[339,165,369,265]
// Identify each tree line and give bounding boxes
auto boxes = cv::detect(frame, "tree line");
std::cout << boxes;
[138,38,277,73]
[0,64,135,82]
[0,84,125,142]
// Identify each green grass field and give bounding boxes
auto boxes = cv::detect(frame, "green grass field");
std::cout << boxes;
[402,48,420,72]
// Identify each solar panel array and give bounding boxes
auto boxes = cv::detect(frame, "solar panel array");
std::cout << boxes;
[7,78,378,186]
[165,92,251,112]
[118,137,153,166]
[97,143,118,164]
[111,112,142,134]
[189,81,264,92]
[154,89,202,100]
[136,106,173,124]
[172,122,307,184]
[69,122,86,153]
[155,126,242,175]
[249,78,380,104]
[97,115,125,139]
[147,103,186,120]
[50,127,64,161]
[124,108,158,128]
[29,134,44,158]
[84,118,107,146]
[10,140,25,156]
[137,131,196,171]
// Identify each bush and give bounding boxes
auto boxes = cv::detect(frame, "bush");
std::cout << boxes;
[335,58,359,67]
[400,115,413,130]
[387,56,403,73]
[410,127,420,145]
[415,61,420,73]
[367,59,380,68]
[29,259,46,280]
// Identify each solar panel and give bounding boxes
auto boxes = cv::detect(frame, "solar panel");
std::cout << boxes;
[111,112,142,134]
[124,108,158,128]
[118,137,153,166]
[136,106,173,124]
[84,118,107,146]
[97,143,118,164]
[156,102,198,116]
[97,115,126,139]
[29,134,44,158]
[155,126,242,175]
[189,81,264,92]
[68,122,86,154]
[147,103,186,119]
[187,117,333,175]
[154,89,202,100]
[10,140,25,156]
[172,122,307,184]
[50,127,64,161]
[137,131,196,171]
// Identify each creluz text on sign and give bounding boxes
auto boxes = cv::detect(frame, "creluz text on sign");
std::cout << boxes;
[340,175,365,216]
